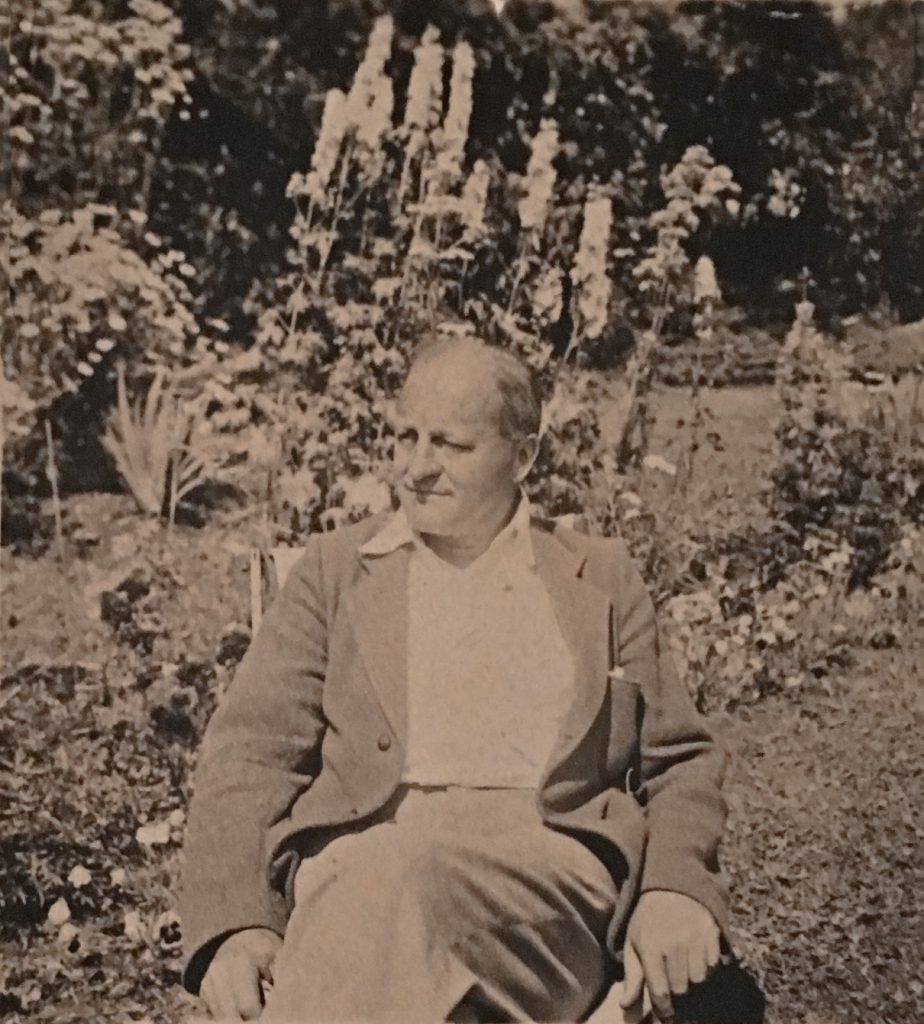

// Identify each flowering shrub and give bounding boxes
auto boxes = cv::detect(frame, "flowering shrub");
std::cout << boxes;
[7,0,191,215]
[665,545,857,711]
[222,19,621,534]
[770,301,920,587]
[217,21,741,538]
[2,203,213,492]
[4,206,203,406]
[3,0,201,496]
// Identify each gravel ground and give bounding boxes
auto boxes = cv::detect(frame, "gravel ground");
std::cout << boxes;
[721,645,924,1023]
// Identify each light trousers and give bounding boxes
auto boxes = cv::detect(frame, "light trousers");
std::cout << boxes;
[260,786,622,1023]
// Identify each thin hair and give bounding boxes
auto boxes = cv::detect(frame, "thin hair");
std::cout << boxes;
[408,335,542,440]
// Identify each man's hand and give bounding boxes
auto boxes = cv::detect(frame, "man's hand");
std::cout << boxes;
[619,890,721,1023]
[200,927,283,1021]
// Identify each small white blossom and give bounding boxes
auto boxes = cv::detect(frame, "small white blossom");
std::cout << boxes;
[693,255,720,304]
[68,865,92,888]
[643,453,677,477]
[47,898,71,926]
[123,910,146,943]
[135,819,172,847]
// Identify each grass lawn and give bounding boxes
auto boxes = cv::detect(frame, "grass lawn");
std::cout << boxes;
[2,384,921,1022]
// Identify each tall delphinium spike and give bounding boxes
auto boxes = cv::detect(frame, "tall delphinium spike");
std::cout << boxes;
[398,26,445,205]
[518,118,559,234]
[570,192,613,342]
[347,15,395,177]
[286,88,347,211]
[460,159,490,243]
[433,41,475,189]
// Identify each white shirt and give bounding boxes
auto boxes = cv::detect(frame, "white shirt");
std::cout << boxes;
[360,498,576,789]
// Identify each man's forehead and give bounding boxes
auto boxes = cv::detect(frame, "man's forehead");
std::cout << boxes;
[397,350,503,420]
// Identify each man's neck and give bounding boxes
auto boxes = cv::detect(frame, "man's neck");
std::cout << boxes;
[421,495,520,569]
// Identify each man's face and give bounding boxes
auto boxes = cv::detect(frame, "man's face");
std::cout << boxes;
[390,354,530,540]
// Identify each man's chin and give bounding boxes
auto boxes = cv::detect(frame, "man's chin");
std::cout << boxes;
[403,509,453,536]
[400,498,455,536]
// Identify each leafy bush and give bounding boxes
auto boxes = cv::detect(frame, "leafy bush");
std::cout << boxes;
[7,0,191,215]
[3,1,204,494]
[206,18,738,539]
[2,203,211,492]
[142,0,924,336]
[769,301,921,587]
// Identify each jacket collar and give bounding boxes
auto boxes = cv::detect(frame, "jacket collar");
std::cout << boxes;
[358,491,536,568]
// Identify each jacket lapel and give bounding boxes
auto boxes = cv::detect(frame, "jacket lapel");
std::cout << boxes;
[532,526,613,771]
[346,547,409,743]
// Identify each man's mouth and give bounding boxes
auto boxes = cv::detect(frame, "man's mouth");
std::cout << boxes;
[405,487,450,498]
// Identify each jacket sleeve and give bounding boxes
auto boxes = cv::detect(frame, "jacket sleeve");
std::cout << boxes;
[180,535,330,993]
[611,540,730,935]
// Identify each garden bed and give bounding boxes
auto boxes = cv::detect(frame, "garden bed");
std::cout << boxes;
[3,386,922,1022]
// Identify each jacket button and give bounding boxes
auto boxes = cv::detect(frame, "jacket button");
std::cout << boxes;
[377,733,392,752]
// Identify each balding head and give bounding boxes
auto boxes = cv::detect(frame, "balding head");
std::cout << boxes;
[404,336,542,442]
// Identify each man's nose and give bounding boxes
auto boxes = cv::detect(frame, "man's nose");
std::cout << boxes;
[407,440,439,481]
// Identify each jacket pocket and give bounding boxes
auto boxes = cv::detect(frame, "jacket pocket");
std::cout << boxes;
[605,673,642,793]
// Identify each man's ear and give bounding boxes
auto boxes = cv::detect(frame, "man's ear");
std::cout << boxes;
[513,433,540,483]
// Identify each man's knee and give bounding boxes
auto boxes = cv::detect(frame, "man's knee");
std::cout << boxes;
[403,837,495,938]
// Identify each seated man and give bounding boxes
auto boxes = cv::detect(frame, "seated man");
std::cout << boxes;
[180,336,729,1023]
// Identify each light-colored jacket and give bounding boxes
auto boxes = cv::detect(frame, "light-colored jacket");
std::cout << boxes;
[180,514,728,993]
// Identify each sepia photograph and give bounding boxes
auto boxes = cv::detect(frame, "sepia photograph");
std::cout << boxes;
[2,1,923,1022]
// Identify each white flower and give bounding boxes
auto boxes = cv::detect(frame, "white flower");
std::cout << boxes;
[123,910,146,943]
[518,119,559,232]
[135,819,172,847]
[107,312,128,331]
[47,898,71,926]
[68,865,92,888]
[57,922,80,947]
[168,809,186,829]
[693,255,720,304]
[110,867,127,887]
[436,41,474,185]
[342,474,392,513]
[410,25,444,121]
[643,454,677,477]
[570,193,612,339]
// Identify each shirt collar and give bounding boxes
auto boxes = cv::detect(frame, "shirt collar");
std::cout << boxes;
[359,491,536,568]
